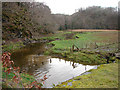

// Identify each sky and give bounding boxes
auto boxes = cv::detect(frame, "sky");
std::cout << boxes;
[35,0,119,15]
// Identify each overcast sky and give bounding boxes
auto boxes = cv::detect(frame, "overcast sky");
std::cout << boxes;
[35,0,119,15]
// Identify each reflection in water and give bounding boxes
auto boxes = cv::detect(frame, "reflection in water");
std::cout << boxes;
[85,65,87,71]
[59,59,61,62]
[72,62,74,68]
[72,62,77,69]
[42,62,44,65]
[30,57,97,88]
[11,43,97,88]
[70,61,71,65]
[50,59,52,63]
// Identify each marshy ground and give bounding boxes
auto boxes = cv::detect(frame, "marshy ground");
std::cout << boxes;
[43,30,119,88]
[2,30,119,88]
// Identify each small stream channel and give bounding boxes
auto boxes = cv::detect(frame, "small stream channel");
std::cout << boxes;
[11,43,97,88]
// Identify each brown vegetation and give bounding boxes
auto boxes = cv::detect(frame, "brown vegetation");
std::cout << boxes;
[68,29,118,32]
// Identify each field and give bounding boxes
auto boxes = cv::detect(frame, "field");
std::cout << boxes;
[44,30,119,64]
[45,30,119,88]
[50,31,118,51]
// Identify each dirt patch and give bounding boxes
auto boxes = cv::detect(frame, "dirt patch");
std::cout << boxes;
[93,31,118,43]
[68,29,118,32]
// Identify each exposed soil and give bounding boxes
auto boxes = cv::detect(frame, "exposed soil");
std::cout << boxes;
[93,31,118,43]
[68,29,118,32]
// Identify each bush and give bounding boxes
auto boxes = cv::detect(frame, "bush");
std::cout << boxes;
[2,52,47,88]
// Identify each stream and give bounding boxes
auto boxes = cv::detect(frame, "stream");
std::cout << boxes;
[11,43,97,88]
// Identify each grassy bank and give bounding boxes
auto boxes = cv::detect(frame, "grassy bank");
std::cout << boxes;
[45,49,118,65]
[44,31,118,65]
[55,63,118,88]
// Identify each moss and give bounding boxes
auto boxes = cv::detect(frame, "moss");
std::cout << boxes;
[56,63,118,88]
[65,52,107,64]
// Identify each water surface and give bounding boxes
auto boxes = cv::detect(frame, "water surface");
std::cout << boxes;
[11,43,97,88]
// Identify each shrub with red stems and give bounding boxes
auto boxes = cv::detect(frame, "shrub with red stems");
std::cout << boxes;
[2,52,46,88]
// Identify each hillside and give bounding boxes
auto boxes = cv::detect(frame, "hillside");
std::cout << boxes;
[2,2,118,45]
[2,2,57,43]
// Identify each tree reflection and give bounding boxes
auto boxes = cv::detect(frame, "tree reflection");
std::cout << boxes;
[85,65,87,71]
[50,59,52,63]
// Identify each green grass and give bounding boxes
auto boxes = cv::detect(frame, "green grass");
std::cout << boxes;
[45,31,118,64]
[49,31,118,50]
[55,63,118,88]
[66,52,107,64]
